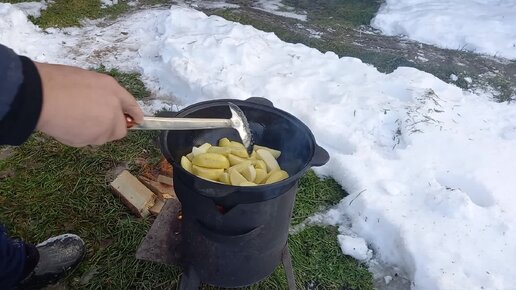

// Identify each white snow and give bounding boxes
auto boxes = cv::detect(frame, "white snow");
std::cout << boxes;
[253,0,307,21]
[0,3,64,63]
[384,275,393,284]
[2,4,516,290]
[137,99,177,115]
[12,1,48,17]
[450,74,458,82]
[464,77,473,84]
[371,0,516,59]
[101,0,118,8]
[338,234,372,261]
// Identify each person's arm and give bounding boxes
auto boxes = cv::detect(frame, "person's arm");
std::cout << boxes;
[0,44,144,147]
[0,44,42,145]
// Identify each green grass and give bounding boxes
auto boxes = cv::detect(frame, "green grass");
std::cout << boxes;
[4,0,126,28]
[3,0,169,28]
[283,0,381,27]
[0,137,373,290]
[0,70,373,289]
[96,66,151,100]
[483,75,516,102]
[0,131,171,288]
[37,0,130,28]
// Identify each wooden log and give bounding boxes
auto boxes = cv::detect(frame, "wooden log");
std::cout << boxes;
[149,199,166,216]
[157,175,173,186]
[138,176,177,201]
[110,170,156,218]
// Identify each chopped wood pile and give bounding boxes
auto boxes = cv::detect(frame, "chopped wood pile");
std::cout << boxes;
[110,158,176,217]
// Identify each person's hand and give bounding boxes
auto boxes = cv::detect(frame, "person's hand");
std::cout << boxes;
[34,62,144,147]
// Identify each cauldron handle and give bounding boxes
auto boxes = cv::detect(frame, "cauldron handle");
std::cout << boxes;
[246,97,274,107]
[311,145,329,167]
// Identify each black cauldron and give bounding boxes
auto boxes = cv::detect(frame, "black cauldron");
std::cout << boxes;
[159,97,329,288]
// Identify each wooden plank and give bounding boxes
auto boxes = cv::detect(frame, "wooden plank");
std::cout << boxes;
[162,193,174,199]
[138,176,177,201]
[157,174,173,186]
[110,170,156,218]
[149,199,166,216]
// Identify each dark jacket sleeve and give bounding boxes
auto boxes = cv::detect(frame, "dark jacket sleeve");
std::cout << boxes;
[0,44,43,146]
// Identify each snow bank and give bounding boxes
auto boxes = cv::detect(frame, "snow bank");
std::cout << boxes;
[371,0,516,59]
[1,4,516,289]
[338,235,373,261]
[0,3,65,63]
[0,3,169,70]
[12,1,48,17]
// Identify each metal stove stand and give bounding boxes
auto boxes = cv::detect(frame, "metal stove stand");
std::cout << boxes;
[136,199,296,290]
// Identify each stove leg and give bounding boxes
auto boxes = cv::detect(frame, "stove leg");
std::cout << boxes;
[282,245,296,290]
[179,267,201,290]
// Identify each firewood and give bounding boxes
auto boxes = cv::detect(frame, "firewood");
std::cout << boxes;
[159,158,173,176]
[140,163,159,180]
[138,176,177,201]
[149,199,166,216]
[110,170,156,218]
[157,175,173,186]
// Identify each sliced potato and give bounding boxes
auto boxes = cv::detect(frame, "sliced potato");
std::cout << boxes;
[230,141,245,149]
[254,168,267,184]
[240,181,257,186]
[183,139,286,185]
[263,169,278,180]
[207,146,232,155]
[229,168,247,186]
[241,165,257,182]
[254,145,281,159]
[265,170,289,184]
[181,156,193,173]
[256,149,280,172]
[218,138,231,147]
[192,165,224,181]
[228,160,252,173]
[231,148,249,158]
[253,160,267,171]
[192,153,230,169]
[192,143,212,156]
[186,152,194,161]
[228,154,248,166]
[219,172,230,184]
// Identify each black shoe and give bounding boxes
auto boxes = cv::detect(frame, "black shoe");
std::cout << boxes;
[16,234,85,290]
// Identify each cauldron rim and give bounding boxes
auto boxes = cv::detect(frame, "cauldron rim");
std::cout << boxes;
[159,98,329,199]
